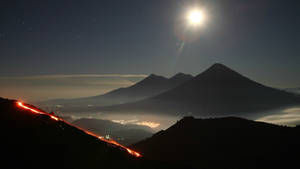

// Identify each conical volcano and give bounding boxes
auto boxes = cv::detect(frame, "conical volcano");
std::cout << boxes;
[102,63,300,116]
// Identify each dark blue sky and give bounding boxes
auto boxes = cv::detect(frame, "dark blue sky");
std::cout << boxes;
[1,0,299,87]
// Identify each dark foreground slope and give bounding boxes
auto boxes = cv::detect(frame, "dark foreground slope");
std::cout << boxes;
[0,98,182,169]
[101,63,300,116]
[131,116,300,169]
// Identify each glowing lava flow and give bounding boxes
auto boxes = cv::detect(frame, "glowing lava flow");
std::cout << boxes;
[16,101,141,158]
[17,101,60,121]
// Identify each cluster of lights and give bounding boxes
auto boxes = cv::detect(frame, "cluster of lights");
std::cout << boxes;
[16,101,141,158]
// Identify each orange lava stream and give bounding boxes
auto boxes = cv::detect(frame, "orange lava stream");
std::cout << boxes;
[16,101,141,158]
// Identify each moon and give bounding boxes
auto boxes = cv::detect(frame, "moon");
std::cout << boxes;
[187,10,204,26]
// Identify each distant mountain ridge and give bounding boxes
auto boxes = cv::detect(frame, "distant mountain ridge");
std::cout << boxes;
[131,116,300,169]
[100,73,193,101]
[41,73,193,109]
[97,63,300,116]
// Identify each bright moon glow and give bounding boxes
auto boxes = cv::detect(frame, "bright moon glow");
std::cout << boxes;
[188,10,204,26]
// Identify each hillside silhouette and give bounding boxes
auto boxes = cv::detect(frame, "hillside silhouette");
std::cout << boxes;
[99,63,300,116]
[131,116,300,169]
[0,97,183,169]
[41,73,193,110]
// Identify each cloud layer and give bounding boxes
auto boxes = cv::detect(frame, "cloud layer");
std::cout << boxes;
[0,74,146,102]
[256,106,300,126]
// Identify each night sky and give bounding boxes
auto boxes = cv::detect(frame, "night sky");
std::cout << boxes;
[1,0,300,100]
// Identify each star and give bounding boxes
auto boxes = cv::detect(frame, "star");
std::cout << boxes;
[0,33,5,39]
[91,18,97,23]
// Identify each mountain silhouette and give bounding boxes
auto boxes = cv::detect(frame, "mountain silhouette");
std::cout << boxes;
[0,97,183,169]
[168,72,193,84]
[41,73,193,110]
[73,118,154,146]
[131,116,300,169]
[99,63,300,116]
